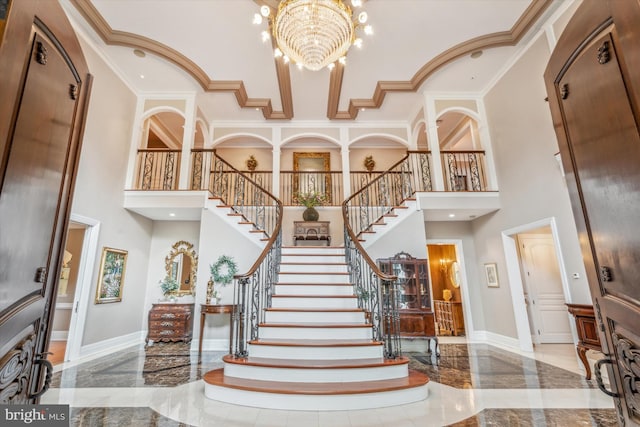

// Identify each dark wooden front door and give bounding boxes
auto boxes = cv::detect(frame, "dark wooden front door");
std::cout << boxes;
[0,1,90,402]
[545,1,640,424]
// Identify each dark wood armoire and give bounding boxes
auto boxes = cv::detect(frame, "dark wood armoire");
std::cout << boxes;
[0,1,91,402]
[545,1,640,424]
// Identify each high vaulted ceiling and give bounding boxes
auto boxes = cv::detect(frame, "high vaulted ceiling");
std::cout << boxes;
[61,0,560,124]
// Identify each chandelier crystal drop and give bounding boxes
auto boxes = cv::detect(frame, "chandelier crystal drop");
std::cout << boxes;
[254,0,371,71]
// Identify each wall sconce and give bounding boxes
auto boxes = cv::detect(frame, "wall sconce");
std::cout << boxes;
[439,258,448,272]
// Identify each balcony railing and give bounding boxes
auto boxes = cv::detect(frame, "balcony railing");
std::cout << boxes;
[346,152,432,236]
[279,171,344,206]
[440,150,488,191]
[132,149,489,195]
[350,151,432,196]
[190,149,273,194]
[134,149,181,190]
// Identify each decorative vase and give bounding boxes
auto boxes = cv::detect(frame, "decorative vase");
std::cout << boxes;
[303,207,319,221]
[443,289,452,302]
[206,279,214,304]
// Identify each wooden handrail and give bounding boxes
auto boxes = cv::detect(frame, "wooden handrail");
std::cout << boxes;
[341,153,414,283]
[137,148,181,152]
[207,150,283,281]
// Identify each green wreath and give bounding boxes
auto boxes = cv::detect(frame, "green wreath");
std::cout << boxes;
[210,255,238,286]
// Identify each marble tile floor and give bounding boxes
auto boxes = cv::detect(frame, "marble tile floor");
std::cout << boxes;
[42,338,617,426]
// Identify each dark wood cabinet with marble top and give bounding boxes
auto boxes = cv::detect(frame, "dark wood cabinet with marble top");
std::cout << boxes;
[146,303,194,344]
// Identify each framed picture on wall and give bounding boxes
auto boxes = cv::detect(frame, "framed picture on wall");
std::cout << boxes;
[484,263,499,288]
[95,247,128,303]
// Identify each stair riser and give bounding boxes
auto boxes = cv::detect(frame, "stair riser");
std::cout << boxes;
[247,343,383,360]
[204,384,429,411]
[260,327,372,340]
[282,248,344,256]
[223,364,408,383]
[280,264,348,273]
[264,311,365,323]
[271,297,358,309]
[281,255,344,264]
[278,274,350,284]
[274,284,353,296]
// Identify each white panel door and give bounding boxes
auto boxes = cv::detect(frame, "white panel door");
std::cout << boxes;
[519,234,572,343]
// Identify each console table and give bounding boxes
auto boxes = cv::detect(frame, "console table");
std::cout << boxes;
[293,221,330,246]
[566,303,602,380]
[198,304,235,361]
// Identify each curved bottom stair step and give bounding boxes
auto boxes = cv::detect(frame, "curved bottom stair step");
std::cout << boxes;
[221,355,410,382]
[203,368,429,411]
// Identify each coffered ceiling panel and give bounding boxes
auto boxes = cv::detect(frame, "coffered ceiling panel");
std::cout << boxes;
[62,0,559,126]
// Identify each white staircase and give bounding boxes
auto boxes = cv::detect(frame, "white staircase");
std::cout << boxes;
[359,198,418,247]
[203,245,429,411]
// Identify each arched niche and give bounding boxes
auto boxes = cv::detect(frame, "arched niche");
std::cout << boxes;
[143,111,186,149]
[436,111,481,151]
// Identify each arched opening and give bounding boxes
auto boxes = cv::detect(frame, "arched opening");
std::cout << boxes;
[437,111,488,191]
[134,110,185,190]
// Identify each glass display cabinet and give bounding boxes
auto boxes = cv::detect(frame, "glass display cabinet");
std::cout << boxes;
[377,252,436,338]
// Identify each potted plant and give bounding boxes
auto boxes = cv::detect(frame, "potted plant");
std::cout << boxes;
[296,191,326,221]
[364,155,376,172]
[159,276,179,301]
[245,155,258,172]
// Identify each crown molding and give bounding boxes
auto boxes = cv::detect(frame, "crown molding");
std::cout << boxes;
[326,0,554,119]
[70,0,293,120]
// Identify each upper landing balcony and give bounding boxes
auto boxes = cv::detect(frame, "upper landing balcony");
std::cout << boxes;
[124,149,500,222]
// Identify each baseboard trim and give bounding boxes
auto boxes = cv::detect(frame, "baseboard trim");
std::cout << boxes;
[51,331,68,341]
[481,330,521,351]
[191,338,230,353]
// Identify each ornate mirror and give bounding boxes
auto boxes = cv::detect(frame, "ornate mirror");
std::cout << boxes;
[165,241,198,296]
[449,261,461,288]
[293,152,331,202]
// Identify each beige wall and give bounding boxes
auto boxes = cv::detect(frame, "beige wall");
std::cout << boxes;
[471,34,590,339]
[348,148,407,172]
[215,147,273,171]
[71,37,153,346]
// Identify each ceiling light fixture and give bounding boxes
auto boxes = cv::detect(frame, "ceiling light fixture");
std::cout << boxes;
[253,0,372,71]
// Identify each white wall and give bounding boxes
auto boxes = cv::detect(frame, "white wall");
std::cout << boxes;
[143,221,201,314]
[194,209,263,350]
[71,37,153,346]
[365,210,428,263]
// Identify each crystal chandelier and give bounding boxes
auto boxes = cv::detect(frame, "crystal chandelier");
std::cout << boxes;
[253,0,373,71]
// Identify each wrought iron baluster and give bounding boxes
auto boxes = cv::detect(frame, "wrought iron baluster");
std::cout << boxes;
[447,153,459,191]
[468,153,481,191]
[142,152,154,190]
[163,152,176,190]
[417,153,432,191]
[191,151,203,190]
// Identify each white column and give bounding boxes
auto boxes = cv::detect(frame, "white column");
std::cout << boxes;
[340,127,351,199]
[272,127,281,197]
[425,94,445,191]
[178,95,196,189]
[124,98,147,190]
[476,99,499,191]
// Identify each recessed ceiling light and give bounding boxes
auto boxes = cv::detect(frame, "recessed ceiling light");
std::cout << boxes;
[133,49,146,58]
[139,74,145,79]
[470,50,483,59]
[169,213,176,217]
[448,213,455,218]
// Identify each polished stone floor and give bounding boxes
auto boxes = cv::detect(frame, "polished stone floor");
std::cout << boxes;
[43,338,617,426]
